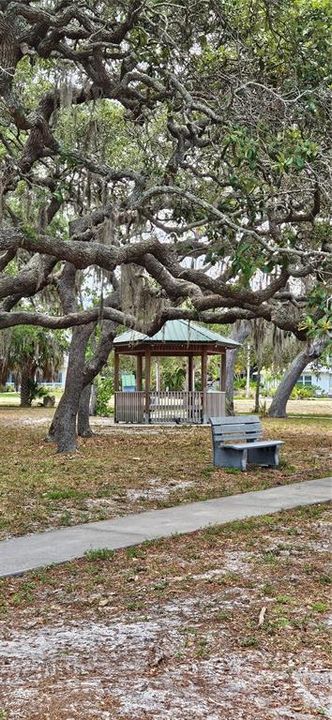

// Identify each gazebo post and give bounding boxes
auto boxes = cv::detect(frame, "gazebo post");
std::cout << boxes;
[114,350,120,423]
[144,349,151,423]
[201,350,208,422]
[201,350,208,391]
[220,351,227,415]
[187,354,194,421]
[114,350,120,392]
[136,355,143,391]
[188,355,193,392]
[220,352,226,391]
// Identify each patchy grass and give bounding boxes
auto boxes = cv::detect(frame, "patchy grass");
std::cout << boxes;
[235,397,332,417]
[84,548,115,561]
[0,409,331,539]
[1,394,331,415]
[0,504,330,719]
[0,389,64,406]
[0,392,20,406]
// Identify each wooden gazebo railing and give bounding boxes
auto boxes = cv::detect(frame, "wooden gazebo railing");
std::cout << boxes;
[115,389,226,424]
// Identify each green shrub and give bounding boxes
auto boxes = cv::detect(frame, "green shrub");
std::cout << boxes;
[95,375,113,416]
[233,379,256,398]
[26,381,49,404]
[163,366,186,390]
[291,384,318,399]
[234,377,247,389]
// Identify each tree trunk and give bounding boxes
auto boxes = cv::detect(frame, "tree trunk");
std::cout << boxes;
[20,371,32,407]
[48,325,93,452]
[0,362,9,387]
[226,321,251,415]
[0,16,21,97]
[47,262,119,452]
[268,337,328,418]
[77,383,93,437]
[52,395,80,452]
[48,320,117,451]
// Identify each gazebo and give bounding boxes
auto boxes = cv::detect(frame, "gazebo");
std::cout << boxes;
[113,319,240,424]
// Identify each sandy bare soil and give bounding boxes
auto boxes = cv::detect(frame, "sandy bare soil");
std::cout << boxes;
[0,505,331,719]
[2,614,330,720]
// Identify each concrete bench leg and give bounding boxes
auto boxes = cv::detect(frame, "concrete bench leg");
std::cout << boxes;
[247,445,280,468]
[213,447,247,471]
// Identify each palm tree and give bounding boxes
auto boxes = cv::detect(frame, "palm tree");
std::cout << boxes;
[8,327,67,406]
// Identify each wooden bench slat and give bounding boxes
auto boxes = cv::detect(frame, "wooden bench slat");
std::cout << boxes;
[220,428,261,438]
[220,439,262,445]
[223,440,284,450]
[218,431,261,438]
[215,424,261,430]
[214,423,262,444]
[210,415,258,424]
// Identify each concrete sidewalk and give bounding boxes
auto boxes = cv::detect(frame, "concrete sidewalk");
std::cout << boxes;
[0,477,330,578]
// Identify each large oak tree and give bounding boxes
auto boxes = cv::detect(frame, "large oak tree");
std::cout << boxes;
[0,0,331,448]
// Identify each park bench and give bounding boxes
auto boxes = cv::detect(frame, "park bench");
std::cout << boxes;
[210,415,283,471]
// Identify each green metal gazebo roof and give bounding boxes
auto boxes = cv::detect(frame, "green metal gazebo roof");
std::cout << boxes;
[114,319,241,349]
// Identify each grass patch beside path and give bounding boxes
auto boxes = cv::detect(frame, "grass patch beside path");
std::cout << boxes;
[0,409,331,539]
[0,503,330,719]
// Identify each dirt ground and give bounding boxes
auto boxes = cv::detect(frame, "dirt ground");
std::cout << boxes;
[0,504,331,719]
[0,409,331,539]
